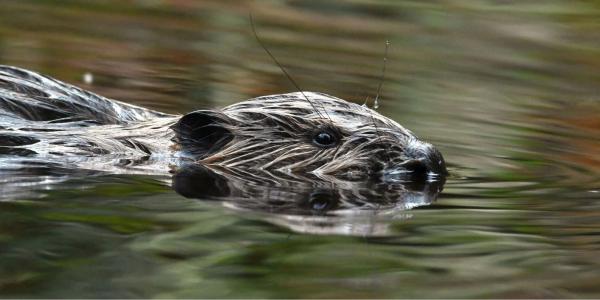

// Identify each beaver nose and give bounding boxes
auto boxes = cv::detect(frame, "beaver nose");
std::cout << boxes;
[420,145,447,177]
[388,141,447,181]
[397,159,428,176]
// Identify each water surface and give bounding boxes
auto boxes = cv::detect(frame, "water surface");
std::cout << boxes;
[1,0,600,298]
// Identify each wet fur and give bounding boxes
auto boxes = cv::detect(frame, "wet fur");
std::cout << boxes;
[176,93,422,178]
[0,65,446,180]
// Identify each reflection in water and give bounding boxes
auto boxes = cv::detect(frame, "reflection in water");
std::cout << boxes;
[173,164,444,235]
[0,157,444,236]
[2,0,600,298]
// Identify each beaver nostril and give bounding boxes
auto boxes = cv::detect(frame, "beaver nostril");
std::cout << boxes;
[382,158,432,182]
[401,141,447,178]
[400,159,429,176]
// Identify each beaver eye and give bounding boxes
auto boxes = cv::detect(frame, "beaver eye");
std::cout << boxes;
[313,131,336,147]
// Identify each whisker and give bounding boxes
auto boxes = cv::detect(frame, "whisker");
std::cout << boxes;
[373,40,390,110]
[368,41,392,163]
[249,14,332,122]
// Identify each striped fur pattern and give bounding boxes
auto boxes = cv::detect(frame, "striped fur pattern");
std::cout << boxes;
[174,92,445,179]
[0,65,446,180]
[0,65,177,166]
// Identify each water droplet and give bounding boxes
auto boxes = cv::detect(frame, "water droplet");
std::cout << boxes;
[83,72,94,84]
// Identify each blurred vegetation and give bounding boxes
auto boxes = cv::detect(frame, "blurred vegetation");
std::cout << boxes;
[1,0,600,298]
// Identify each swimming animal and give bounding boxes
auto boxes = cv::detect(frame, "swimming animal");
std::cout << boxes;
[0,65,446,181]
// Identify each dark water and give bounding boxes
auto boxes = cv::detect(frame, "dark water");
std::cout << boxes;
[1,0,600,298]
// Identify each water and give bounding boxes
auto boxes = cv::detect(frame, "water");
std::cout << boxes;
[1,0,600,298]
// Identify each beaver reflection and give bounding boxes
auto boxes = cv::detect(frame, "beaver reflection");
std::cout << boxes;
[172,164,445,235]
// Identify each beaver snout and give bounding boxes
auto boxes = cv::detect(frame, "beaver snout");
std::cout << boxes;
[385,141,447,181]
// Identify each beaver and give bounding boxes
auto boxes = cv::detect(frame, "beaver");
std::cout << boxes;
[0,65,446,181]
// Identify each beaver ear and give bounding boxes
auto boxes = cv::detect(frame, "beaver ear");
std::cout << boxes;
[171,110,234,159]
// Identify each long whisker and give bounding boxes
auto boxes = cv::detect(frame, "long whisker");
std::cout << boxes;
[373,40,390,110]
[249,14,332,122]
[369,41,392,163]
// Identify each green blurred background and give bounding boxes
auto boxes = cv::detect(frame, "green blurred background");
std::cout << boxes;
[1,0,600,298]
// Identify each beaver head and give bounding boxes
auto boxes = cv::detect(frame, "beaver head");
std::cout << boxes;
[172,92,446,181]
